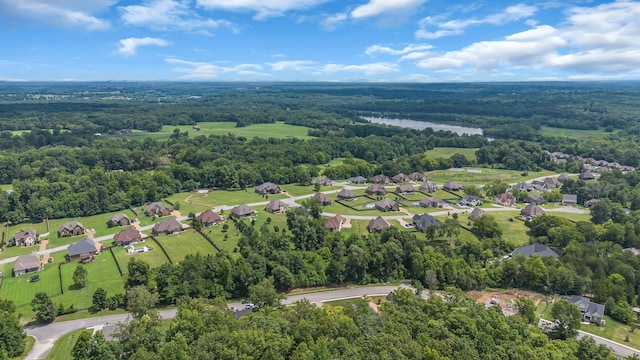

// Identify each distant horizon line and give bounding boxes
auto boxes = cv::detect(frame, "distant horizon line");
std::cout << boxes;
[1,79,640,84]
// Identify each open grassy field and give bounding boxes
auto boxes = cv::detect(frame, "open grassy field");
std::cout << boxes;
[321,193,405,217]
[426,168,556,186]
[46,329,90,360]
[455,210,530,246]
[425,147,479,160]
[581,316,640,350]
[548,211,592,223]
[154,230,218,262]
[0,261,62,315]
[540,126,616,139]
[127,121,313,141]
[111,243,171,271]
[167,190,287,214]
[281,184,341,197]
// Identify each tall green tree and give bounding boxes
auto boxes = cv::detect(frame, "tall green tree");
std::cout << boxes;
[73,264,88,288]
[92,288,108,311]
[31,292,57,323]
[248,278,285,308]
[551,300,581,340]
[0,299,26,357]
[126,258,151,289]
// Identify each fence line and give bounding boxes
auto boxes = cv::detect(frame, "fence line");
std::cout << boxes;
[194,228,223,252]
[108,247,124,276]
[148,235,173,264]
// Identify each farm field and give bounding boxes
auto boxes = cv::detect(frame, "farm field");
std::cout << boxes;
[425,147,479,160]
[154,230,218,262]
[425,168,556,186]
[126,121,314,141]
[111,243,171,271]
[540,126,615,139]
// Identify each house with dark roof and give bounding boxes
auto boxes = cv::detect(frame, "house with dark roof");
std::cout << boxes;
[366,184,387,196]
[513,182,533,192]
[375,199,399,212]
[469,208,486,220]
[419,197,445,208]
[579,172,596,181]
[265,199,288,214]
[145,202,171,217]
[419,181,438,193]
[521,204,546,218]
[562,194,578,206]
[231,204,255,218]
[196,210,222,226]
[312,192,332,205]
[558,174,572,182]
[13,229,37,247]
[107,213,130,227]
[413,213,440,232]
[459,196,482,207]
[368,216,390,233]
[13,254,41,276]
[255,182,281,194]
[337,189,356,201]
[560,295,605,326]
[543,177,560,189]
[58,221,84,237]
[524,194,546,205]
[392,173,409,183]
[347,176,367,184]
[68,238,98,261]
[494,193,516,206]
[395,184,415,194]
[370,174,391,184]
[114,228,143,246]
[152,218,183,236]
[325,214,343,232]
[510,243,559,259]
[311,177,332,186]
[443,181,462,191]
[408,172,427,182]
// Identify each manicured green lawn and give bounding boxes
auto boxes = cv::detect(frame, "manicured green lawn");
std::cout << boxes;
[540,126,615,139]
[425,168,556,186]
[425,147,479,160]
[454,210,530,246]
[549,211,592,223]
[165,192,214,215]
[46,329,90,360]
[154,230,218,262]
[127,121,313,141]
[74,210,138,238]
[581,315,640,350]
[0,261,62,315]
[111,244,171,271]
[281,185,341,197]
[167,190,287,211]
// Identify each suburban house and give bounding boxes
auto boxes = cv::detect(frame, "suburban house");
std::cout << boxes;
[521,204,546,218]
[558,174,572,182]
[562,194,578,206]
[255,182,282,194]
[395,184,415,194]
[68,238,98,261]
[264,199,288,214]
[312,192,332,205]
[525,194,546,205]
[419,197,445,208]
[579,171,596,181]
[231,204,255,218]
[347,176,367,184]
[513,182,534,192]
[58,221,85,237]
[337,189,356,201]
[419,181,439,193]
[13,254,41,277]
[114,228,143,246]
[370,174,391,184]
[413,213,440,232]
[494,193,516,206]
[509,243,559,259]
[311,177,332,186]
[152,218,184,236]
[366,184,387,196]
[543,177,560,189]
[325,214,343,232]
[196,210,222,226]
[368,216,390,233]
[469,208,486,220]
[145,202,171,217]
[107,213,130,227]
[584,198,600,208]
[560,295,605,326]
[443,181,462,191]
[408,172,427,182]
[13,229,38,247]
[375,199,399,212]
[392,173,409,183]
[459,196,482,207]
[531,180,553,192]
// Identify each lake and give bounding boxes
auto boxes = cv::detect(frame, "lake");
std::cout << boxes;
[363,116,483,136]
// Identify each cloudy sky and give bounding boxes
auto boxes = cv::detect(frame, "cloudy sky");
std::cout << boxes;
[1,0,639,81]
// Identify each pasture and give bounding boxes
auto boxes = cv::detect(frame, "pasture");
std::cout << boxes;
[154,230,218,262]
[126,121,314,141]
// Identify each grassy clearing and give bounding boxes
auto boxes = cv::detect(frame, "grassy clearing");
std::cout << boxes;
[549,211,592,223]
[46,329,90,360]
[281,184,341,197]
[111,243,170,271]
[426,168,556,186]
[154,230,218,262]
[126,121,313,141]
[425,147,479,160]
[167,190,287,212]
[540,126,615,139]
[581,316,640,350]
[454,210,530,246]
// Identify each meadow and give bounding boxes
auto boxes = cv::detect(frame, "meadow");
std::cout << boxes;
[425,168,556,186]
[539,126,616,139]
[425,147,479,160]
[126,121,313,141]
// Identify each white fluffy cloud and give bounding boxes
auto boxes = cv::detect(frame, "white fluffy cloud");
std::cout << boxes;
[195,0,330,19]
[120,0,237,32]
[365,44,432,56]
[0,0,114,30]
[165,58,268,79]
[320,13,348,30]
[119,37,171,56]
[267,60,317,72]
[351,0,427,19]
[322,62,399,75]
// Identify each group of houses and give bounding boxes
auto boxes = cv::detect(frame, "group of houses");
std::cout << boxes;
[547,151,635,173]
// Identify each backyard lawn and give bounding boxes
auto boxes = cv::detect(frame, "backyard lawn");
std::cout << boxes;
[111,243,171,271]
[581,316,640,351]
[280,184,341,197]
[454,210,530,246]
[127,121,314,141]
[154,230,218,262]
[425,168,556,186]
[0,261,62,315]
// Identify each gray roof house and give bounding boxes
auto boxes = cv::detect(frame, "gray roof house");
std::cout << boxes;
[264,199,288,214]
[255,182,282,194]
[469,208,486,220]
[521,204,546,217]
[68,238,98,260]
[312,192,332,205]
[366,184,387,196]
[375,199,399,212]
[408,172,427,182]
[13,254,41,277]
[395,184,415,194]
[107,213,130,227]
[368,216,390,233]
[413,213,440,232]
[459,196,482,207]
[13,229,37,247]
[311,177,332,186]
[145,202,171,217]
[562,194,578,206]
[370,174,391,184]
[338,189,356,201]
[347,176,367,184]
[58,221,84,237]
[152,218,183,235]
[510,243,559,259]
[494,193,516,206]
[524,194,546,205]
[513,182,533,192]
[392,173,409,183]
[231,204,255,218]
[419,181,438,193]
[579,172,596,181]
[196,210,222,226]
[443,181,462,191]
[419,197,445,208]
[560,295,605,326]
[325,214,343,232]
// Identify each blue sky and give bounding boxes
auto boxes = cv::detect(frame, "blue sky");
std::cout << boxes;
[1,0,639,81]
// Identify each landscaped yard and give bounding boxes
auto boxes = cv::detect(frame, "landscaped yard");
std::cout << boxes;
[321,195,405,217]
[280,184,341,197]
[454,210,530,246]
[425,168,557,186]
[154,230,218,262]
[167,189,287,212]
[111,243,171,271]
[126,121,314,141]
[0,261,62,315]
[581,316,640,351]
[425,147,479,160]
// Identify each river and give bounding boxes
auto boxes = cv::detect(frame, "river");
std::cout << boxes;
[363,116,483,136]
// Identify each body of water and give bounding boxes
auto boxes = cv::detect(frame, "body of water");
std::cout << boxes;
[363,116,483,136]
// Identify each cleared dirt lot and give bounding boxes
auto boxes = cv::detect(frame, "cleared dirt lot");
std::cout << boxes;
[466,289,548,315]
